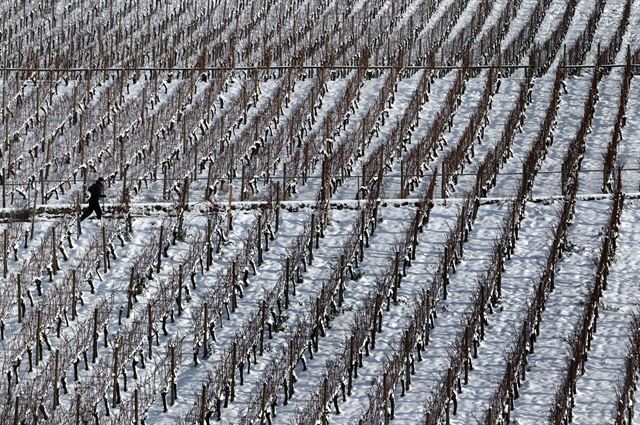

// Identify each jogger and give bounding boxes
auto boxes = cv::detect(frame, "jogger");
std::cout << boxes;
[81,177,106,221]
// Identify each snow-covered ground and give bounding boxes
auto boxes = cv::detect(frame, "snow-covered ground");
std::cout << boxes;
[1,0,639,424]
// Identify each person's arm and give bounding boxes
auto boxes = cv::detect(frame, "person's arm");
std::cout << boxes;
[88,184,97,198]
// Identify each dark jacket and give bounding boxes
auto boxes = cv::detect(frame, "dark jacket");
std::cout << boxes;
[88,182,105,202]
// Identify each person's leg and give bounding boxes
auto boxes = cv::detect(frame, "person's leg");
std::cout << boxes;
[95,202,102,219]
[80,205,94,221]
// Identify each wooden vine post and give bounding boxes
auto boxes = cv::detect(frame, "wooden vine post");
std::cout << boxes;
[76,197,82,238]
[257,216,263,266]
[309,214,315,265]
[275,182,280,233]
[40,169,45,205]
[121,166,128,204]
[52,227,59,275]
[92,308,99,363]
[112,343,120,407]
[3,228,7,278]
[147,303,153,359]
[17,274,22,323]
[71,269,77,320]
[284,258,290,309]
[206,217,212,271]
[36,310,42,364]
[383,371,389,425]
[30,193,37,241]
[134,389,139,425]
[260,300,267,355]
[2,168,5,208]
[157,225,164,273]
[203,302,209,359]
[405,330,412,391]
[170,344,177,404]
[199,383,207,425]
[227,186,233,231]
[177,265,184,316]
[400,159,405,198]
[102,225,108,273]
[240,165,246,202]
[441,166,447,200]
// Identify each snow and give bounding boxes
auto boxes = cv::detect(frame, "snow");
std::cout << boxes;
[1,0,640,424]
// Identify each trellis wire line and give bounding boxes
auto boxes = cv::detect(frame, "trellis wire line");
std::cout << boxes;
[1,167,638,186]
[0,62,639,74]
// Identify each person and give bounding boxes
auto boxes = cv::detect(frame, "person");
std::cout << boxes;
[80,177,106,221]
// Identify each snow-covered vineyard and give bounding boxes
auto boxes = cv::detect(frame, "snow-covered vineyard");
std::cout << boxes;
[1,0,640,423]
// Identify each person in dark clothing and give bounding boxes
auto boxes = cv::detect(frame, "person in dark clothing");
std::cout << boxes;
[80,177,106,221]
